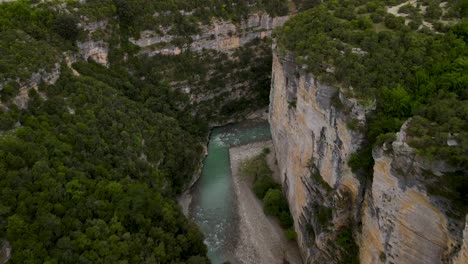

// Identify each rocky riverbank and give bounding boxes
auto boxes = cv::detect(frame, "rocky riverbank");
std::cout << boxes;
[229,141,302,264]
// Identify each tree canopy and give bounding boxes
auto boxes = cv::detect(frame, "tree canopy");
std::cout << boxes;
[275,0,468,173]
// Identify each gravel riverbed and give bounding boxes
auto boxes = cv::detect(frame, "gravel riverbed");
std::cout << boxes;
[229,141,303,264]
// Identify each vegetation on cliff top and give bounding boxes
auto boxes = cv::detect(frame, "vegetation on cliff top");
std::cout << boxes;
[275,0,468,174]
[276,0,467,260]
[38,0,288,37]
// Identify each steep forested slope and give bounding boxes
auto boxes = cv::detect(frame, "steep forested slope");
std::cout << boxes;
[0,0,288,263]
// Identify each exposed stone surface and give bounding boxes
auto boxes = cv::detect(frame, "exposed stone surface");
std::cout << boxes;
[269,50,467,263]
[130,12,289,55]
[13,63,61,109]
[361,122,466,264]
[76,19,111,66]
[454,216,468,264]
[77,40,109,66]
[269,51,366,262]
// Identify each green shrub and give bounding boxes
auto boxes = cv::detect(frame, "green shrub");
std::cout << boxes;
[262,0,289,16]
[308,159,333,192]
[315,205,332,228]
[0,82,19,101]
[425,170,468,216]
[240,153,272,179]
[346,119,360,130]
[253,176,280,199]
[284,227,297,240]
[263,189,287,216]
[53,14,79,41]
[279,210,294,227]
[375,132,396,147]
[384,14,405,30]
[370,12,383,23]
[408,20,420,30]
[242,153,296,236]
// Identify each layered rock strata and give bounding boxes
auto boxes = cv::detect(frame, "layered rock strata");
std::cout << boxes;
[130,13,288,55]
[361,122,467,264]
[269,50,467,263]
[269,51,367,262]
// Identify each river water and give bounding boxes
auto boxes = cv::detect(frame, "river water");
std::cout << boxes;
[189,120,272,264]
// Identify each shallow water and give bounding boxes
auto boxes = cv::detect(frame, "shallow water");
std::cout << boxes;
[189,120,272,264]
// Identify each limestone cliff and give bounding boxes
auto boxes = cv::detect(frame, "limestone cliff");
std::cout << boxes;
[269,50,468,263]
[361,122,467,264]
[269,50,367,262]
[130,13,288,55]
[128,12,288,123]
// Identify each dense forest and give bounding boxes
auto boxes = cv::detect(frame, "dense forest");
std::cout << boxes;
[0,1,213,262]
[0,0,290,262]
[276,0,467,210]
[1,0,467,263]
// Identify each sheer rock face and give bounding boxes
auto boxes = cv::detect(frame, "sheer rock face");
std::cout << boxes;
[361,123,467,264]
[269,50,467,263]
[269,51,366,262]
[130,12,289,55]
[454,216,468,264]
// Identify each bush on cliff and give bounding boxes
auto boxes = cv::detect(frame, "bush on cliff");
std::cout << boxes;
[275,2,468,178]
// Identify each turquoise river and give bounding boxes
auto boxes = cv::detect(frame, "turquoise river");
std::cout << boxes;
[189,120,272,264]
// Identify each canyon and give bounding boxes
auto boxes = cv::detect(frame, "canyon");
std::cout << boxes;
[1,1,467,263]
[35,13,468,264]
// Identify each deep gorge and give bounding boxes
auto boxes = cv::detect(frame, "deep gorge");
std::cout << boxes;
[0,0,467,263]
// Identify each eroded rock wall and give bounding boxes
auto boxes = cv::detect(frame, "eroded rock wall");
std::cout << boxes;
[269,51,366,262]
[361,123,467,264]
[77,20,111,66]
[269,50,468,263]
[130,13,288,55]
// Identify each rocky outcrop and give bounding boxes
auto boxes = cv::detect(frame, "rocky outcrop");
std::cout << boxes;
[77,40,109,66]
[454,216,468,264]
[270,52,468,263]
[76,19,111,66]
[126,13,289,124]
[269,50,467,263]
[130,12,288,55]
[13,63,61,109]
[361,122,467,264]
[269,50,368,262]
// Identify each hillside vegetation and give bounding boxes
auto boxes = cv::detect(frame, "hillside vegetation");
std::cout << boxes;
[276,0,467,172]
[0,0,290,262]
